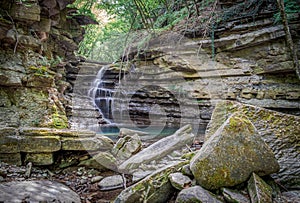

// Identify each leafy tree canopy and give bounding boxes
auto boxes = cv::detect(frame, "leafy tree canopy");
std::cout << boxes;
[71,0,300,62]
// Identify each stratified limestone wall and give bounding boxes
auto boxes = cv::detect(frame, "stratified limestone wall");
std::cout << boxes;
[0,0,97,128]
[83,4,299,133]
[0,0,99,165]
[0,127,113,166]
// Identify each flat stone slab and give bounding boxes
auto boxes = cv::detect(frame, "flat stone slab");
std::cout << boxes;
[0,180,81,202]
[98,175,124,191]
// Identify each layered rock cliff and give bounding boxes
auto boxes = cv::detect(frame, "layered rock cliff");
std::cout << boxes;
[0,0,96,128]
[71,0,300,136]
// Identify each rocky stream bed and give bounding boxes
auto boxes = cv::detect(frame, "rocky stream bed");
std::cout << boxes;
[1,101,300,203]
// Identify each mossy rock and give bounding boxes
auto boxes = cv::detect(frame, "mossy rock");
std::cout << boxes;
[206,101,300,189]
[115,161,188,203]
[190,112,279,190]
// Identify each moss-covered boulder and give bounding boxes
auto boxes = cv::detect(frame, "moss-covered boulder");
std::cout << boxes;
[190,112,279,190]
[206,101,300,189]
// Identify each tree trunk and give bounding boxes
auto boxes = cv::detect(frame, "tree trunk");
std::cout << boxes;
[277,0,300,80]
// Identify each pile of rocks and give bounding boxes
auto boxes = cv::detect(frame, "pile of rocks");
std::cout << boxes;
[0,101,299,202]
[114,101,300,202]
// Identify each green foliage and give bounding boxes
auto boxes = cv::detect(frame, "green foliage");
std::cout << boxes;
[274,0,300,23]
[74,0,218,61]
[70,0,97,20]
[29,66,51,77]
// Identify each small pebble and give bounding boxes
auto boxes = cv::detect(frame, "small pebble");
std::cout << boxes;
[0,176,4,182]
[80,179,88,184]
[91,176,103,183]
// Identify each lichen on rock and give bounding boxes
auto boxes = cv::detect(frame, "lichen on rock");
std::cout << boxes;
[190,112,279,190]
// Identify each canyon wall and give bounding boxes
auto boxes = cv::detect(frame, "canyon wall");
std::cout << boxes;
[72,2,300,136]
[0,0,96,128]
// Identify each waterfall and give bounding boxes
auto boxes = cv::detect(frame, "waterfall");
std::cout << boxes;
[89,66,114,124]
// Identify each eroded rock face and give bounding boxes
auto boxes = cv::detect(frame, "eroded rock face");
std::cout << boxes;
[0,0,99,132]
[206,101,300,189]
[190,112,279,190]
[0,127,114,166]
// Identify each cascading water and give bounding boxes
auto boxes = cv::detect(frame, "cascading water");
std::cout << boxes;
[89,66,115,124]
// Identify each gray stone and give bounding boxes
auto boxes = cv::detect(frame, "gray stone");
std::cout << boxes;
[168,172,192,190]
[115,161,187,203]
[181,164,193,177]
[112,134,142,161]
[78,158,107,171]
[119,128,149,137]
[11,3,41,22]
[20,127,96,137]
[0,69,25,86]
[25,153,54,165]
[222,188,250,203]
[93,152,118,171]
[206,101,300,189]
[0,127,20,153]
[61,135,113,151]
[118,124,194,174]
[175,185,223,203]
[247,173,272,203]
[278,191,300,203]
[20,135,61,152]
[98,175,124,191]
[190,112,279,190]
[91,176,103,183]
[0,180,80,202]
[0,153,22,165]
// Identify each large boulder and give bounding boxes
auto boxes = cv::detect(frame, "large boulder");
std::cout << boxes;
[206,101,300,189]
[118,124,194,174]
[190,112,279,190]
